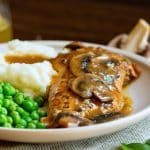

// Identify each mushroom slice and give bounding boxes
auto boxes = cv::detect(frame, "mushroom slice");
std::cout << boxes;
[49,112,93,128]
[69,53,95,76]
[70,73,112,102]
[123,19,150,53]
[92,90,113,102]
[89,53,126,91]
[108,19,150,54]
[108,34,128,48]
[64,41,86,51]
[138,44,150,58]
[70,75,93,98]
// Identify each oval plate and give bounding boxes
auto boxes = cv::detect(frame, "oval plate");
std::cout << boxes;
[0,40,150,143]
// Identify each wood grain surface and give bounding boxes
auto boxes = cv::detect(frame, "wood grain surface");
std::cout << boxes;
[9,0,150,44]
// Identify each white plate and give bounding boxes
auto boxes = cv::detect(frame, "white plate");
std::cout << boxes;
[0,40,150,143]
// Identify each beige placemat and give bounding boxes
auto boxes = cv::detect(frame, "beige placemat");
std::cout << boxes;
[0,117,150,150]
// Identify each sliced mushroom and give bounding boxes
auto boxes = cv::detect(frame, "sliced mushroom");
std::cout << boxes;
[90,54,120,74]
[70,52,127,92]
[108,19,150,54]
[108,34,128,48]
[138,44,150,58]
[92,90,113,102]
[70,74,94,98]
[49,112,93,128]
[70,73,112,102]
[64,41,85,51]
[123,19,150,53]
[69,53,95,76]
[89,54,126,91]
[70,48,123,79]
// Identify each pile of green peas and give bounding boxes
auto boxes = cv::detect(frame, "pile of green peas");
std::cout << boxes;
[0,82,47,129]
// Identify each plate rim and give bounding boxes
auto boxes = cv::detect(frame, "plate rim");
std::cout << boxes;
[0,40,149,136]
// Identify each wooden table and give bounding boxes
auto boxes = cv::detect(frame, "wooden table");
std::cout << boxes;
[10,0,150,44]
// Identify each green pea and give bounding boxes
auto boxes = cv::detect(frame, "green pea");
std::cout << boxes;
[0,82,4,86]
[2,99,11,109]
[8,102,17,112]
[16,124,25,128]
[22,116,32,123]
[14,93,24,105]
[31,111,39,120]
[22,100,37,112]
[0,94,4,100]
[16,106,24,114]
[3,84,16,96]
[10,111,21,124]
[0,114,7,125]
[16,107,29,118]
[18,119,27,127]
[10,111,19,117]
[15,89,19,94]
[4,96,12,100]
[16,107,26,115]
[27,122,36,129]
[25,96,33,101]
[7,116,13,124]
[37,122,46,129]
[0,99,3,105]
[21,111,29,117]
[4,122,12,128]
[0,84,3,93]
[4,82,11,86]
[31,120,38,124]
[0,107,8,115]
[13,117,21,125]
[38,109,47,117]
[9,105,17,112]
[34,96,44,107]
[0,94,4,105]
[33,102,38,110]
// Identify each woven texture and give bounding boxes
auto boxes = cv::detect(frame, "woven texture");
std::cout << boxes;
[0,117,150,150]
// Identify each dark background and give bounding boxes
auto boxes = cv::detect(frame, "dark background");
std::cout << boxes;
[9,0,150,44]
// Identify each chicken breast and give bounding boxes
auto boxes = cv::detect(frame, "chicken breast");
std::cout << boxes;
[46,42,141,128]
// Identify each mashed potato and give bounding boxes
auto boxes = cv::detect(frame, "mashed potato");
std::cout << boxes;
[8,39,58,59]
[0,61,57,97]
[0,40,59,97]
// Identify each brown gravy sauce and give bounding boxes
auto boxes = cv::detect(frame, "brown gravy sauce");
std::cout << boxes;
[5,54,50,64]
